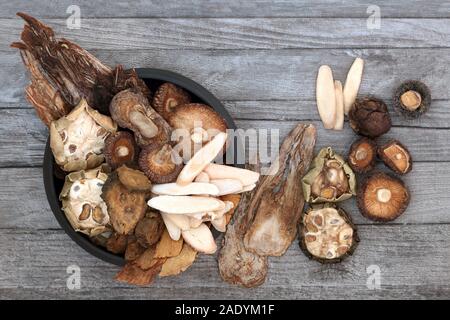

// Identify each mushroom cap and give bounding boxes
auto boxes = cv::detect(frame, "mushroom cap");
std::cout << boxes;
[152,83,191,120]
[138,143,183,184]
[349,97,391,138]
[393,80,431,119]
[378,140,412,175]
[347,137,377,173]
[357,172,410,222]
[299,206,359,264]
[104,131,138,169]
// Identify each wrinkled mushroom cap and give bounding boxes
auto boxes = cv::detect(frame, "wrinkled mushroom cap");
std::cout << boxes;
[59,164,110,237]
[152,83,191,120]
[349,97,391,138]
[138,143,183,183]
[348,137,377,173]
[378,140,412,175]
[299,205,359,264]
[50,98,117,172]
[357,172,410,222]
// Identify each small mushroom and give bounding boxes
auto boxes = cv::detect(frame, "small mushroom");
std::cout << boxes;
[116,165,152,191]
[393,80,431,119]
[348,97,391,138]
[152,83,191,120]
[50,98,117,172]
[347,137,377,173]
[138,143,183,184]
[168,103,227,160]
[104,131,138,169]
[357,172,410,222]
[109,89,172,147]
[378,140,412,175]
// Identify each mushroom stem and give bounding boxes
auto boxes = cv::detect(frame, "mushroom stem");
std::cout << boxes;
[154,144,173,165]
[116,146,130,157]
[376,188,392,203]
[129,109,158,138]
[400,90,421,111]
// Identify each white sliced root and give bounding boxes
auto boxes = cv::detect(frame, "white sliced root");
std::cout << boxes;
[176,132,228,186]
[333,80,345,130]
[316,65,336,129]
[203,164,260,186]
[182,223,217,254]
[161,212,191,231]
[343,57,364,115]
[194,171,210,183]
[151,182,219,196]
[160,213,181,241]
[236,183,256,193]
[210,179,243,196]
[211,215,227,232]
[189,216,203,228]
[147,195,225,214]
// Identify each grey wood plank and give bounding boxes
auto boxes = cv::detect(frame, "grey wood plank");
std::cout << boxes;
[0,1,449,18]
[1,109,448,167]
[2,48,449,104]
[3,18,450,50]
[0,160,448,231]
[0,226,448,299]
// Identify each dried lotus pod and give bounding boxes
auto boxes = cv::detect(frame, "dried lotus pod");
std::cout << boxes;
[393,80,431,119]
[378,140,412,175]
[59,165,110,237]
[152,83,191,120]
[50,99,117,172]
[349,97,391,138]
[104,131,138,169]
[302,147,356,203]
[109,89,172,147]
[347,137,377,173]
[299,205,359,264]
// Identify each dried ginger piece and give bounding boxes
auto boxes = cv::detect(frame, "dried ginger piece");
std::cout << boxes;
[159,244,197,277]
[154,229,183,258]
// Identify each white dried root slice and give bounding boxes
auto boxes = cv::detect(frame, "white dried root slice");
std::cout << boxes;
[161,212,190,231]
[203,164,260,186]
[160,213,181,241]
[343,57,364,115]
[333,80,345,130]
[211,215,227,232]
[210,179,243,196]
[194,172,210,183]
[182,223,217,254]
[316,65,336,129]
[189,216,203,229]
[151,182,219,196]
[185,201,234,222]
[236,183,256,193]
[303,208,354,260]
[148,195,225,214]
[176,132,228,186]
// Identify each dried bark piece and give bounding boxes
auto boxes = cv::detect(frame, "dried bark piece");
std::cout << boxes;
[106,233,128,254]
[244,124,317,257]
[115,259,165,286]
[134,211,164,248]
[218,172,268,288]
[124,236,146,261]
[154,229,184,258]
[159,244,197,277]
[134,246,160,270]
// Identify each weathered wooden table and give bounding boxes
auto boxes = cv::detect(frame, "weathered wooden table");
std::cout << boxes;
[1,0,449,300]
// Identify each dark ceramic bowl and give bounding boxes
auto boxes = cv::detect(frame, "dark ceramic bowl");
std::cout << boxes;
[43,68,241,266]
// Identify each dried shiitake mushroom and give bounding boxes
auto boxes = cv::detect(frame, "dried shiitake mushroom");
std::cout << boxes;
[299,205,359,263]
[167,103,227,160]
[59,165,110,237]
[393,80,431,119]
[378,140,412,175]
[109,89,172,147]
[50,98,117,172]
[138,143,183,183]
[152,83,191,120]
[302,147,356,203]
[134,211,165,248]
[357,172,410,222]
[347,137,377,173]
[104,131,138,169]
[349,97,391,138]
[116,165,152,191]
[101,171,148,235]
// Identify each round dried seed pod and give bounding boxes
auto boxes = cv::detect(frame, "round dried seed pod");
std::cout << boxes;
[349,97,391,138]
[393,80,431,119]
[152,83,191,119]
[104,131,138,169]
[299,206,359,264]
[378,140,412,175]
[357,172,410,222]
[347,137,377,174]
[138,143,183,183]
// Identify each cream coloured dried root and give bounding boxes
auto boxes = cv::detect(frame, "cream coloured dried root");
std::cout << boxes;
[303,208,353,259]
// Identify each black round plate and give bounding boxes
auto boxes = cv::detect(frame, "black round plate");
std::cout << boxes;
[43,68,241,266]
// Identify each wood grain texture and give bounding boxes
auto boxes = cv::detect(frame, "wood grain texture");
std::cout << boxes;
[0,1,449,18]
[0,226,448,299]
[2,48,450,104]
[2,18,450,50]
